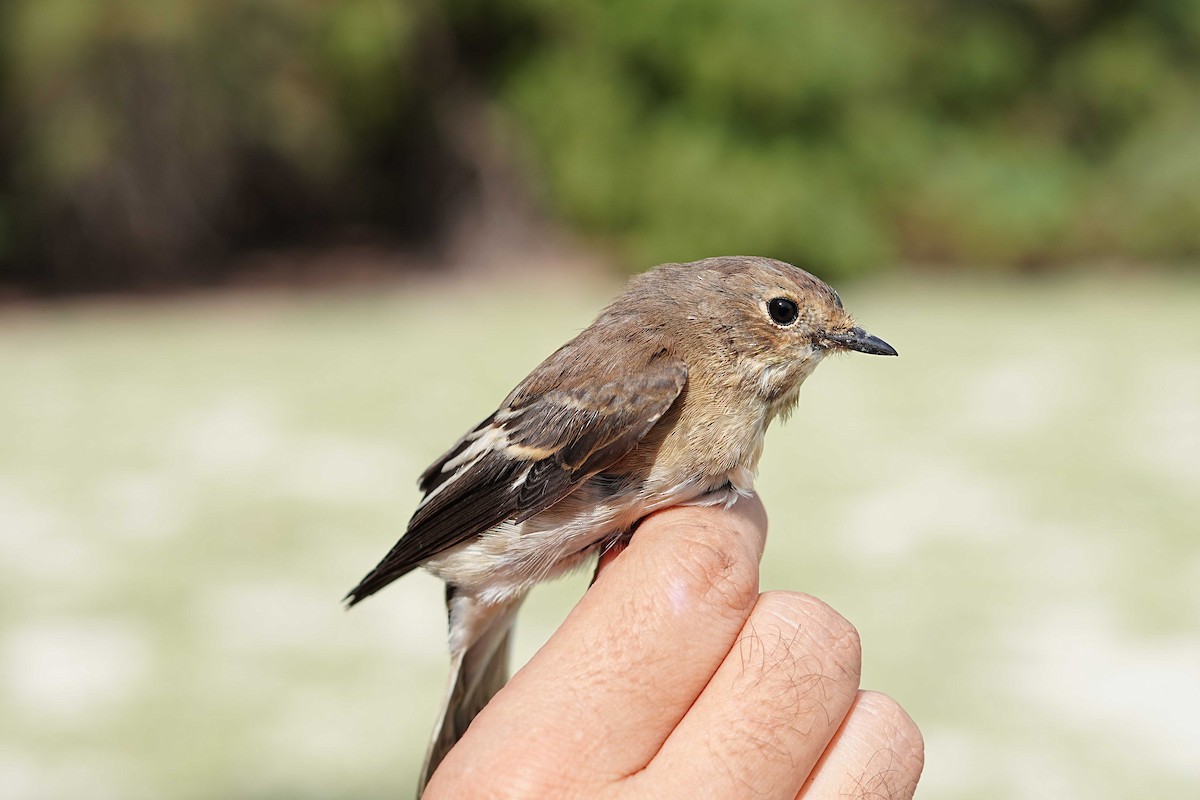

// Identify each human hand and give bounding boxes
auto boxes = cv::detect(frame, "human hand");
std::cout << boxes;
[424,496,924,798]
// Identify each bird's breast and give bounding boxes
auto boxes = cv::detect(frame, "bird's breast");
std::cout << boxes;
[425,394,774,604]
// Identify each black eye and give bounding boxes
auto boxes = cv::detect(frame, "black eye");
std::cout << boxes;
[767,297,800,325]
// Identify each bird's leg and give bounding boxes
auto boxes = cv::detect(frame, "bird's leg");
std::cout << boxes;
[589,525,640,586]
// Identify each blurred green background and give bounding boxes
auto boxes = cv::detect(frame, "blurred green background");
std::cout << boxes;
[3,0,1200,290]
[1,1,1199,799]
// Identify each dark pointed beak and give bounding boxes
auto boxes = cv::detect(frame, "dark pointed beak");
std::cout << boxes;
[823,326,898,356]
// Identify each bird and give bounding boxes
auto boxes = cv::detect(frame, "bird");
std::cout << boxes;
[345,255,897,794]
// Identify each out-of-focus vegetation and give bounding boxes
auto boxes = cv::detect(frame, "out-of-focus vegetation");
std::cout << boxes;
[494,0,1200,274]
[1,0,1199,291]
[0,0,460,291]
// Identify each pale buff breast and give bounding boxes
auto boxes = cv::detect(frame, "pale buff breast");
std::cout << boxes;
[423,410,774,604]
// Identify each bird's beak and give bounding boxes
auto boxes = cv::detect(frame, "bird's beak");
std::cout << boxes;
[823,327,898,356]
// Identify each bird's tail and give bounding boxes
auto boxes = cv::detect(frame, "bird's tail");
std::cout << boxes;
[418,594,523,796]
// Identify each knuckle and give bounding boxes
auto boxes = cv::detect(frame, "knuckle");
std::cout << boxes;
[756,591,862,682]
[826,692,924,800]
[665,519,759,617]
[856,690,925,769]
[708,594,864,768]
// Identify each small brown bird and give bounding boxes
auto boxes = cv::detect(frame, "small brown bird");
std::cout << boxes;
[346,255,897,793]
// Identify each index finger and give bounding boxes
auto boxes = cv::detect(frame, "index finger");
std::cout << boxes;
[438,496,769,792]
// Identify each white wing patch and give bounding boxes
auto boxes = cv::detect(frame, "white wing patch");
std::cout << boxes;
[418,424,511,510]
[443,425,510,472]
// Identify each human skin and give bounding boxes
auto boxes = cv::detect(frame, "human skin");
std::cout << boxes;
[424,496,925,799]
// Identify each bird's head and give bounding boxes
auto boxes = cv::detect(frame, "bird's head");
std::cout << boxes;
[648,256,897,415]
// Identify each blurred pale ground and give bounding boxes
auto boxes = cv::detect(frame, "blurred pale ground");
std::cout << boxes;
[1,270,1199,800]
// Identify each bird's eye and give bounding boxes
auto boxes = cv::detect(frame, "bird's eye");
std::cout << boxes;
[767,297,800,325]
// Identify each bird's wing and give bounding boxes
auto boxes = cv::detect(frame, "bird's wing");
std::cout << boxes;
[345,347,687,604]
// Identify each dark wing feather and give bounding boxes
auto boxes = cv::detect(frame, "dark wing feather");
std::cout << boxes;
[345,351,686,605]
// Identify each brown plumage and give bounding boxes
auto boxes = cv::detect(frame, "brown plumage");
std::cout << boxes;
[345,256,897,794]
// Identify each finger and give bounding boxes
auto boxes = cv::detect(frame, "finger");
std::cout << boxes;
[439,496,769,793]
[629,592,861,799]
[795,691,923,800]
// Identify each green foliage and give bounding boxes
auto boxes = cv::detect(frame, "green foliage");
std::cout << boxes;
[0,0,425,289]
[474,0,1200,274]
[4,0,418,184]
[1,0,1198,288]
